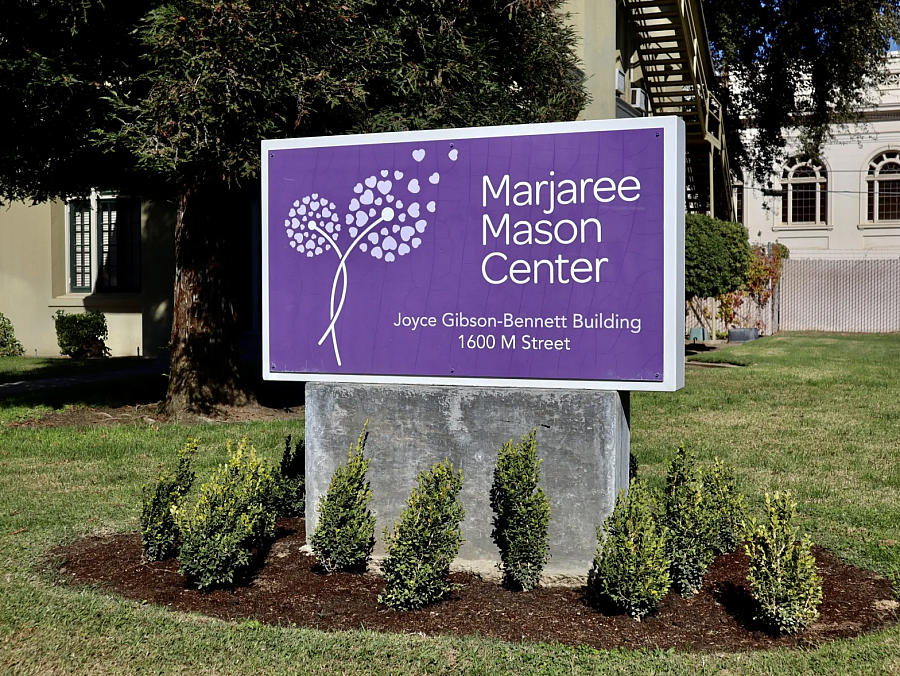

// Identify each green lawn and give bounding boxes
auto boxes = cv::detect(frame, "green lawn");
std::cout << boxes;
[0,356,150,384]
[1,332,899,675]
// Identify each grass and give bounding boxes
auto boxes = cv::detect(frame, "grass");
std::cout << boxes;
[1,331,899,675]
[0,356,150,384]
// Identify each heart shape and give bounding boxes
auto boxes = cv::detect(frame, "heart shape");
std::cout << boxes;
[365,176,377,188]
[381,170,389,177]
[407,178,420,194]
[427,201,436,212]
[354,183,363,194]
[400,226,415,242]
[371,247,383,260]
[449,148,459,161]
[408,203,420,218]
[377,180,392,195]
[412,149,425,162]
[394,170,404,179]
[368,232,380,245]
[385,252,395,262]
[382,236,398,251]
[360,189,374,205]
[412,237,422,248]
[415,219,427,233]
[398,243,411,256]
[428,173,440,185]
[355,211,368,226]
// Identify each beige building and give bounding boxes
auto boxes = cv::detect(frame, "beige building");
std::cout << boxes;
[1,0,726,357]
[741,52,900,259]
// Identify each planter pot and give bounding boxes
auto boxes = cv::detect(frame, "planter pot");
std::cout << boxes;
[727,328,759,343]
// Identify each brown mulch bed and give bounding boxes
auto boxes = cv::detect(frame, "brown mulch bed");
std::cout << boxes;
[52,518,898,652]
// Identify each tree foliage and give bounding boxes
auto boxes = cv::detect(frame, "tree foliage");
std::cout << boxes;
[704,0,900,183]
[0,0,587,415]
[684,214,752,301]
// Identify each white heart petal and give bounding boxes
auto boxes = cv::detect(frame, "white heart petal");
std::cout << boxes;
[286,229,294,237]
[302,196,310,204]
[292,218,300,227]
[294,233,303,242]
[345,213,354,224]
[396,200,403,209]
[449,148,459,161]
[355,211,369,227]
[380,170,388,177]
[298,205,306,215]
[371,247,383,259]
[408,203,420,218]
[412,238,422,248]
[382,236,398,251]
[331,214,339,222]
[398,213,407,222]
[315,246,322,255]
[407,178,420,194]
[427,201,436,212]
[349,198,360,211]
[360,242,368,252]
[398,243,411,256]
[429,173,440,185]
[377,180,392,195]
[305,239,315,250]
[365,176,377,188]
[284,219,290,227]
[293,200,300,207]
[380,227,389,236]
[316,236,325,245]
[412,149,425,162]
[349,227,358,237]
[322,207,331,218]
[375,197,382,206]
[325,223,334,233]
[368,232,380,245]
[312,193,319,199]
[392,225,400,233]
[360,190,374,205]
[386,195,395,203]
[394,170,404,179]
[289,208,296,217]
[290,241,297,248]
[385,252,395,262]
[310,201,320,211]
[354,183,363,193]
[400,226,415,241]
[307,251,313,257]
[415,219,427,233]
[369,208,376,217]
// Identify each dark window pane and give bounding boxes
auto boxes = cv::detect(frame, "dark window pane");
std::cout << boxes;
[868,181,875,221]
[878,180,900,221]
[96,198,141,292]
[791,183,817,222]
[69,202,92,292]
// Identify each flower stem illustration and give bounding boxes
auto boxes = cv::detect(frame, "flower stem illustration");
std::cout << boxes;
[283,147,454,366]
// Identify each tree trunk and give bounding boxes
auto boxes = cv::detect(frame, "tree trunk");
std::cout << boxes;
[163,180,250,418]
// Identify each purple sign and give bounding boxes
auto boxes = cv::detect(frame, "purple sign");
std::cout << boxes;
[263,119,684,391]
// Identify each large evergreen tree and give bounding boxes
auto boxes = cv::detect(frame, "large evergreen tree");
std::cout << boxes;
[0,0,586,417]
[704,0,900,183]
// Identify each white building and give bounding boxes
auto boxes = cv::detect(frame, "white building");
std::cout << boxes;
[741,52,900,259]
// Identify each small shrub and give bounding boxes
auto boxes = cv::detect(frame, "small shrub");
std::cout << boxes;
[662,444,716,596]
[53,310,109,358]
[704,458,746,554]
[176,438,277,590]
[490,429,550,591]
[310,422,376,573]
[140,439,197,561]
[0,312,24,357]
[274,434,305,517]
[379,459,465,610]
[745,492,823,634]
[588,479,670,619]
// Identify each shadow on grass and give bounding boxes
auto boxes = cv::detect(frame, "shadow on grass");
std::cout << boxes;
[0,373,168,415]
[0,356,149,385]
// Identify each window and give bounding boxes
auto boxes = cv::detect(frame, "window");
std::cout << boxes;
[734,181,744,225]
[780,159,827,225]
[67,191,141,294]
[867,152,900,222]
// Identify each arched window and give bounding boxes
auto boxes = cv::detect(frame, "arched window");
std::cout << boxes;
[780,159,827,224]
[867,152,900,222]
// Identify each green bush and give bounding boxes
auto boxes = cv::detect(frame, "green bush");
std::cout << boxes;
[587,479,670,620]
[704,458,746,554]
[685,213,752,300]
[0,312,24,357]
[274,434,305,518]
[53,310,109,358]
[176,438,277,590]
[489,429,550,591]
[379,459,465,610]
[140,439,197,561]
[745,492,822,634]
[310,422,376,573]
[662,444,716,596]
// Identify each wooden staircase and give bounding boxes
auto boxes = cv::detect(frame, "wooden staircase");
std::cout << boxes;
[623,0,734,218]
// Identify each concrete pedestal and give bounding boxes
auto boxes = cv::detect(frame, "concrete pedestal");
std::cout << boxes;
[305,382,630,579]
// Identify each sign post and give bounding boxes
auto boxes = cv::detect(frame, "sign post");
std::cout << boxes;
[263,118,684,576]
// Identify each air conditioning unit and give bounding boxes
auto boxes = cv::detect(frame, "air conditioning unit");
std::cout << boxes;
[631,87,649,111]
[615,69,626,95]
